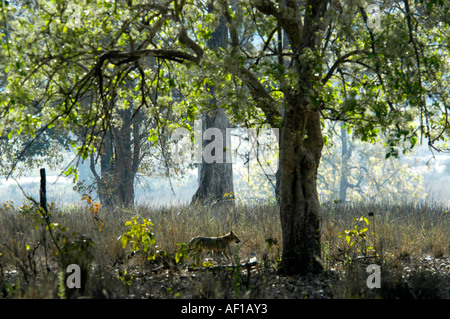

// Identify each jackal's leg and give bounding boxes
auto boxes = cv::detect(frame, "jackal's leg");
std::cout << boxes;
[222,249,231,263]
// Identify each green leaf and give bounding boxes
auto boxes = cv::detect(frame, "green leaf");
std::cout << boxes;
[121,235,129,250]
[410,136,417,149]
[148,133,158,144]
[345,235,351,244]
[63,166,74,176]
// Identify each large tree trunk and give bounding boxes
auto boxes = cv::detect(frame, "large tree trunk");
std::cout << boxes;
[186,0,328,274]
[274,0,327,276]
[191,107,234,207]
[278,103,324,275]
[90,108,141,209]
[191,5,234,207]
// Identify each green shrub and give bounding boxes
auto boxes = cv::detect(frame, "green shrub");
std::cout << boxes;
[119,217,157,260]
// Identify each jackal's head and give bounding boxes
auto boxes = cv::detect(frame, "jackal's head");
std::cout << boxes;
[229,231,241,244]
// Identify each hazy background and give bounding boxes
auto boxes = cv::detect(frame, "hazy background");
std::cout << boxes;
[1,136,449,208]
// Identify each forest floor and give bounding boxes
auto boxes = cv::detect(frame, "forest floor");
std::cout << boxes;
[87,253,450,299]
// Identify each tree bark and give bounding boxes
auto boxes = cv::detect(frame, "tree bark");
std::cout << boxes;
[278,105,324,275]
[90,130,117,208]
[90,108,142,209]
[114,108,137,208]
[275,164,281,204]
[99,131,115,207]
[191,107,234,207]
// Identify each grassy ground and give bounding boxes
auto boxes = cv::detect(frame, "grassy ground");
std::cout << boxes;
[0,200,448,299]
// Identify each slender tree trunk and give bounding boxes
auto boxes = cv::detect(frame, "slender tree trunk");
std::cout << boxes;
[89,131,115,208]
[191,5,234,207]
[275,165,281,204]
[114,108,136,208]
[99,131,115,207]
[339,122,351,202]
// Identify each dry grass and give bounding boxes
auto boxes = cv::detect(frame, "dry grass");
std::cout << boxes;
[0,200,448,298]
[321,201,449,261]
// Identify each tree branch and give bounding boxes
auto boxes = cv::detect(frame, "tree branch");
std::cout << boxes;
[322,49,370,84]
[219,0,239,49]
[178,28,204,61]
[253,0,302,47]
[235,66,281,127]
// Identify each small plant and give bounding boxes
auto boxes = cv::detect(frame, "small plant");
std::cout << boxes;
[231,246,243,297]
[4,278,22,298]
[175,242,189,264]
[18,200,48,229]
[2,200,14,210]
[175,242,207,267]
[338,216,375,258]
[118,270,134,287]
[12,199,63,278]
[81,194,104,232]
[323,241,331,272]
[57,271,66,299]
[119,217,157,261]
[166,287,180,298]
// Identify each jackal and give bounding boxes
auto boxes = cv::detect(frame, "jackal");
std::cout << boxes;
[187,231,241,262]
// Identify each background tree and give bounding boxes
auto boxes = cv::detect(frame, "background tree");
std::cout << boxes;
[0,0,194,208]
[191,2,234,207]
[319,121,426,203]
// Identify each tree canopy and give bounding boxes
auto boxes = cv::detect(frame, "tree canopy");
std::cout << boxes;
[1,1,448,156]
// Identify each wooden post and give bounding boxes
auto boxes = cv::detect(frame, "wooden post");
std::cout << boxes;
[39,167,52,273]
[39,168,48,214]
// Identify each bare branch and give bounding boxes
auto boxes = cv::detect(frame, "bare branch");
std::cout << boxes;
[178,28,204,61]
[236,67,281,127]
